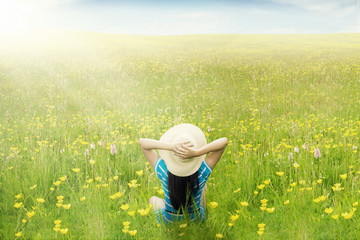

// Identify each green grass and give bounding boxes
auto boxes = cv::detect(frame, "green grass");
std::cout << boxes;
[1,31,360,239]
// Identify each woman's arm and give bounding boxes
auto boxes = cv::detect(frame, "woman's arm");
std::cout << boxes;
[138,138,175,151]
[138,138,176,169]
[174,137,228,170]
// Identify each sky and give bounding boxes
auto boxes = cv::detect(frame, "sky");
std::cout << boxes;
[0,0,359,35]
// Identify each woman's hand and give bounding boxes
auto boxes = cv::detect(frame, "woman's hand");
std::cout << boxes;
[173,141,199,159]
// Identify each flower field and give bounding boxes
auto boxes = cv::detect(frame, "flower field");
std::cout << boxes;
[1,31,360,239]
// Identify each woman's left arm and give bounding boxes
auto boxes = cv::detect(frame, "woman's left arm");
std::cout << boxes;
[138,138,175,169]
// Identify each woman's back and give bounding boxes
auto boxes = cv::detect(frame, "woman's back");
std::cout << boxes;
[138,123,228,224]
[154,157,212,223]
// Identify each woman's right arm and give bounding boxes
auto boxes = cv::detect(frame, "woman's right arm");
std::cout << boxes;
[138,138,176,169]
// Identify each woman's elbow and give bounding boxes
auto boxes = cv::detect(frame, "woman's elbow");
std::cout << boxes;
[138,138,144,148]
[222,137,229,147]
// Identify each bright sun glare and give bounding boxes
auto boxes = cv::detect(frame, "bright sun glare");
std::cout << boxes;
[0,0,38,34]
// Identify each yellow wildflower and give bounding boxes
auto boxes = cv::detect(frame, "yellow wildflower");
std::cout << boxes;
[30,185,37,190]
[230,214,239,222]
[233,188,241,193]
[54,220,61,225]
[263,179,270,185]
[258,223,266,228]
[215,233,223,238]
[257,231,264,236]
[57,195,64,201]
[127,211,135,216]
[14,202,23,208]
[80,197,86,202]
[15,232,22,237]
[353,202,358,207]
[123,221,131,227]
[331,214,339,220]
[332,183,343,192]
[340,174,347,180]
[137,208,150,216]
[284,200,290,205]
[180,223,187,228]
[341,212,354,219]
[276,172,284,176]
[121,204,130,211]
[26,211,35,218]
[53,181,61,186]
[62,204,71,210]
[128,180,140,188]
[36,198,45,203]
[128,230,137,236]
[324,208,333,214]
[60,228,68,234]
[15,194,22,199]
[59,176,66,181]
[266,207,275,213]
[86,179,93,183]
[319,195,326,201]
[257,184,265,190]
[72,168,80,173]
[240,201,249,206]
[136,170,143,176]
[210,202,218,208]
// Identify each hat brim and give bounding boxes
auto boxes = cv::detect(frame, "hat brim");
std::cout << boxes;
[158,124,207,177]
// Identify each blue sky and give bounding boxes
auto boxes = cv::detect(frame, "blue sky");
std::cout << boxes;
[0,0,359,34]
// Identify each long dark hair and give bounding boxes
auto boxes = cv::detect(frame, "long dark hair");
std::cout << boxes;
[168,171,199,212]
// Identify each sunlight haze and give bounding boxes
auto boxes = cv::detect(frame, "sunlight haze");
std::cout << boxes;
[0,0,359,35]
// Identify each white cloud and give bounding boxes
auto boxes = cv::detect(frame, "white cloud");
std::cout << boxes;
[268,0,357,14]
[259,27,319,34]
[247,8,271,15]
[176,11,217,19]
[1,0,80,8]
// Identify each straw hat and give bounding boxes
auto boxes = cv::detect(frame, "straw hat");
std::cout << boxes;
[158,123,207,177]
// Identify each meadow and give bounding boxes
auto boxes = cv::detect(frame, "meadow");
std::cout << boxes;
[0,31,360,239]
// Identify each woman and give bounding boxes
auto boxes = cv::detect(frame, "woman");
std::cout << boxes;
[138,123,228,223]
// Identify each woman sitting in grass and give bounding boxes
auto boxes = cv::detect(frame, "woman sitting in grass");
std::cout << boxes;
[138,123,228,223]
